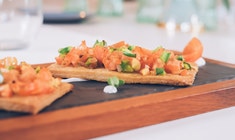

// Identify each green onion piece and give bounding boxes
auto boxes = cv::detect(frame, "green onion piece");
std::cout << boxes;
[153,46,163,52]
[120,60,134,72]
[155,68,166,75]
[85,57,97,68]
[7,65,15,70]
[123,49,136,58]
[110,47,123,52]
[160,51,171,63]
[128,45,135,51]
[85,58,91,66]
[35,66,41,73]
[183,62,191,70]
[177,55,184,61]
[107,77,125,87]
[59,46,72,55]
[93,40,107,47]
[109,48,116,52]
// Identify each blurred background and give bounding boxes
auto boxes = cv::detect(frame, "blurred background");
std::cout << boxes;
[1,0,234,63]
[40,0,235,65]
[41,0,235,45]
[42,0,235,32]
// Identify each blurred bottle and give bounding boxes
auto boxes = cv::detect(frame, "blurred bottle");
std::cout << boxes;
[159,0,219,32]
[97,0,123,16]
[64,0,88,13]
[137,0,164,23]
[162,0,197,29]
[0,0,42,50]
[156,0,200,34]
[196,0,218,31]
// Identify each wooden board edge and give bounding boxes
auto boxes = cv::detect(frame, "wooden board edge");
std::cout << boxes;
[204,58,235,68]
[0,79,235,139]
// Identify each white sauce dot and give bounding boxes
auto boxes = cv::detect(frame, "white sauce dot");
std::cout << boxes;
[195,57,206,67]
[103,85,118,94]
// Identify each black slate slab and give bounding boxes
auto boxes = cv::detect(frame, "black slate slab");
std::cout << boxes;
[1,62,235,119]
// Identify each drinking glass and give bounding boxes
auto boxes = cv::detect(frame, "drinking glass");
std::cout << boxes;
[97,0,123,16]
[0,0,43,50]
[196,0,217,31]
[137,0,164,23]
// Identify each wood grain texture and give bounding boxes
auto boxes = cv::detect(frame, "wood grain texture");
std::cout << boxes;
[0,59,235,140]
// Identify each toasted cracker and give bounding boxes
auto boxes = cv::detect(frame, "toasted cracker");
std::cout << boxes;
[48,64,198,86]
[0,82,73,114]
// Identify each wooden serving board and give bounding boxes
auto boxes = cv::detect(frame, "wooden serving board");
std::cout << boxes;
[0,59,235,140]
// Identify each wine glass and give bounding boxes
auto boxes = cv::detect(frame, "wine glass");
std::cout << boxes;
[0,0,43,50]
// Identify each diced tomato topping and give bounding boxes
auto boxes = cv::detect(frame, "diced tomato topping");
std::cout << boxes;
[93,46,107,63]
[0,84,13,97]
[54,39,203,76]
[164,59,182,74]
[0,57,61,97]
[183,37,203,62]
[102,51,122,71]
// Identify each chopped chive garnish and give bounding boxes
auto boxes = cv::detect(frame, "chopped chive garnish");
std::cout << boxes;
[93,40,107,47]
[160,51,171,63]
[85,57,92,66]
[123,49,136,58]
[128,45,135,51]
[120,60,134,72]
[183,62,191,70]
[153,46,163,52]
[59,46,72,55]
[35,66,41,73]
[155,68,166,75]
[177,55,184,61]
[107,76,125,87]
[7,65,15,70]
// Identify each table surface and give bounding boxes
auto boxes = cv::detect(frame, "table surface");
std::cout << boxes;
[1,1,235,140]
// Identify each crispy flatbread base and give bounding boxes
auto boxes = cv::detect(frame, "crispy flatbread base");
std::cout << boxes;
[48,63,199,86]
[0,82,73,114]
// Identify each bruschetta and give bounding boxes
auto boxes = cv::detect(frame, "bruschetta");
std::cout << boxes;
[48,38,203,86]
[0,57,73,114]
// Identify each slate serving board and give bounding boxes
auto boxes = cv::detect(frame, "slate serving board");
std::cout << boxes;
[1,59,235,140]
[1,61,235,119]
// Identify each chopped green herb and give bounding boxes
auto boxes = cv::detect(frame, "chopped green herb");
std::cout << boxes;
[153,46,163,52]
[85,58,92,66]
[93,40,107,47]
[85,57,97,68]
[59,46,72,55]
[7,65,15,70]
[35,66,41,73]
[107,77,125,87]
[155,68,166,75]
[110,47,122,52]
[120,60,134,72]
[183,62,191,70]
[123,49,136,58]
[160,51,171,63]
[177,55,184,61]
[127,45,135,51]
